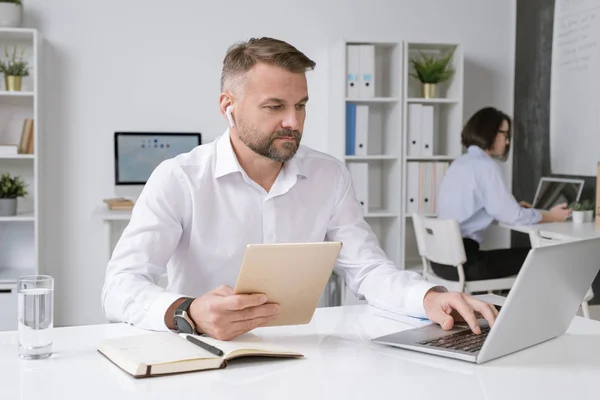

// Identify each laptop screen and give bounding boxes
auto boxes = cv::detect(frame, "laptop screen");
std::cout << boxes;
[532,178,584,210]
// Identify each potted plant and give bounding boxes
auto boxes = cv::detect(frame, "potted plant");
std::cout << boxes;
[409,47,455,98]
[570,199,594,224]
[0,44,29,91]
[0,172,27,216]
[0,0,22,28]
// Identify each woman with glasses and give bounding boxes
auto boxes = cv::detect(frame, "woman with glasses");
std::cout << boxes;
[431,107,571,281]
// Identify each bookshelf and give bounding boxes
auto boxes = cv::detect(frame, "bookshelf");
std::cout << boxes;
[0,28,42,331]
[330,40,463,303]
[401,42,463,271]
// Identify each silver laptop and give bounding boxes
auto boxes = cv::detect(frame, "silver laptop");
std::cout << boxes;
[531,177,584,210]
[372,236,600,364]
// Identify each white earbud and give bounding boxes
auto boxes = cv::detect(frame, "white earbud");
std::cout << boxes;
[225,105,235,128]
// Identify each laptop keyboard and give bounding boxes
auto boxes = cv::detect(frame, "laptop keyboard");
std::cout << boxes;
[418,326,491,353]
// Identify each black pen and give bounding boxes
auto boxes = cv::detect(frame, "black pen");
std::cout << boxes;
[186,334,224,357]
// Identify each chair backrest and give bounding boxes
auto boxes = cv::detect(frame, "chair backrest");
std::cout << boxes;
[412,213,467,266]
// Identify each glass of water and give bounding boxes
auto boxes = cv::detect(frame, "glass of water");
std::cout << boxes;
[18,275,54,359]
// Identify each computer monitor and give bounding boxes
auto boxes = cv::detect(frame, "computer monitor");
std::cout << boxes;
[532,177,584,210]
[114,132,201,186]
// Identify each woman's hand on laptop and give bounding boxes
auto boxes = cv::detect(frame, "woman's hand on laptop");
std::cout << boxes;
[423,289,499,334]
[519,201,532,208]
[189,285,280,341]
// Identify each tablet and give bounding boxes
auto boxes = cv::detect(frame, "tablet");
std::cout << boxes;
[233,241,343,326]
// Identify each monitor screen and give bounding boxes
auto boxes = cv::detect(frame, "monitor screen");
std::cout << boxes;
[533,179,583,210]
[115,132,201,185]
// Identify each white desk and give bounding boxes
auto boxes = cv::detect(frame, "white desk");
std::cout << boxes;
[500,221,600,241]
[2,303,600,399]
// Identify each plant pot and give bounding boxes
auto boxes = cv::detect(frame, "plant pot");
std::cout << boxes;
[571,211,593,224]
[0,198,17,216]
[584,210,594,223]
[0,3,22,28]
[5,75,22,91]
[422,83,436,98]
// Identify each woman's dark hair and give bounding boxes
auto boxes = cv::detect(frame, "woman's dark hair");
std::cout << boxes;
[461,107,511,157]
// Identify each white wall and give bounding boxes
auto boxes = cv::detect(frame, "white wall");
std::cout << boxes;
[22,0,516,326]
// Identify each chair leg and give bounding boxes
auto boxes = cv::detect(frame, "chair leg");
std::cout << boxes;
[581,300,591,319]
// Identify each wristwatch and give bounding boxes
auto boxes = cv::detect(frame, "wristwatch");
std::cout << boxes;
[173,297,196,334]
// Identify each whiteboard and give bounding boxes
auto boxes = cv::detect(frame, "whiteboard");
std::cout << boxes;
[550,0,600,176]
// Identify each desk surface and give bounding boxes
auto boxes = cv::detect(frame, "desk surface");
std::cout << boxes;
[500,220,600,241]
[2,303,600,399]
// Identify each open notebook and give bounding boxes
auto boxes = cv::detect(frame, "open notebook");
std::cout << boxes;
[98,331,303,378]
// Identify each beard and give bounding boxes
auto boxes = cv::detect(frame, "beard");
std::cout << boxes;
[237,121,302,162]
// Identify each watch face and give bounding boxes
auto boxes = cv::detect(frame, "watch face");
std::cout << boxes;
[174,316,194,334]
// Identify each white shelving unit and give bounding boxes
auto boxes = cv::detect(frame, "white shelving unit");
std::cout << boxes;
[0,28,42,331]
[329,40,463,302]
[401,42,463,271]
[328,40,403,305]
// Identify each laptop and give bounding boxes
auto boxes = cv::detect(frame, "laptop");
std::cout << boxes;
[531,177,584,210]
[371,236,600,364]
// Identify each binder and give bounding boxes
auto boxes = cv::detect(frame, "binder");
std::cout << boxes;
[355,105,369,155]
[421,105,435,156]
[348,162,369,213]
[419,162,435,214]
[407,104,422,156]
[346,45,360,98]
[433,162,449,214]
[345,103,357,156]
[359,45,375,98]
[406,162,419,214]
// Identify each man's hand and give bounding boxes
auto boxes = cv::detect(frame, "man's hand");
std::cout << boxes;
[541,202,571,223]
[519,201,532,208]
[423,289,499,334]
[189,285,280,341]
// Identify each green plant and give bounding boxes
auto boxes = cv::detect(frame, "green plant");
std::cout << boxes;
[0,173,27,198]
[409,47,455,84]
[0,45,29,77]
[570,199,594,211]
[0,0,23,4]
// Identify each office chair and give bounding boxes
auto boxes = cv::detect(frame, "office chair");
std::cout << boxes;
[412,212,517,294]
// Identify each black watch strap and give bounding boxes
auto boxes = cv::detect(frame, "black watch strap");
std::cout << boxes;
[176,297,195,315]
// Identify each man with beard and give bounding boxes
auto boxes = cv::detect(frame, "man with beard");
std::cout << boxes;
[102,37,498,341]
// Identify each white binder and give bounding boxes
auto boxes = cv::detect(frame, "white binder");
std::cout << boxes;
[355,105,369,155]
[348,162,369,213]
[407,104,422,156]
[359,45,375,98]
[421,105,435,156]
[432,162,449,214]
[346,45,360,98]
[419,162,435,214]
[406,162,419,214]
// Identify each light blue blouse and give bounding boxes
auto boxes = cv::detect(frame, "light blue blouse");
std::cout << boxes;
[436,146,542,244]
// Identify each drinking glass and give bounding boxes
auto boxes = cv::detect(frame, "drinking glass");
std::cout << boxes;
[18,275,54,359]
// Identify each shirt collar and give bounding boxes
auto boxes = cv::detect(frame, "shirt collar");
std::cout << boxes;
[215,129,308,179]
[467,145,488,157]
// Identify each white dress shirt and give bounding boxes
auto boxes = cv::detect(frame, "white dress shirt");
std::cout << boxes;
[437,145,542,244]
[102,130,436,331]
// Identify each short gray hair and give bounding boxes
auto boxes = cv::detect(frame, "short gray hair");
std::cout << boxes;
[220,37,316,94]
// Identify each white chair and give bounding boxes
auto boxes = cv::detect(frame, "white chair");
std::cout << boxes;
[528,229,594,319]
[412,213,517,294]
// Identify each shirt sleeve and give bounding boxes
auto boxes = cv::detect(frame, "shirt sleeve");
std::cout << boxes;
[326,165,439,319]
[478,163,542,225]
[101,160,190,331]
